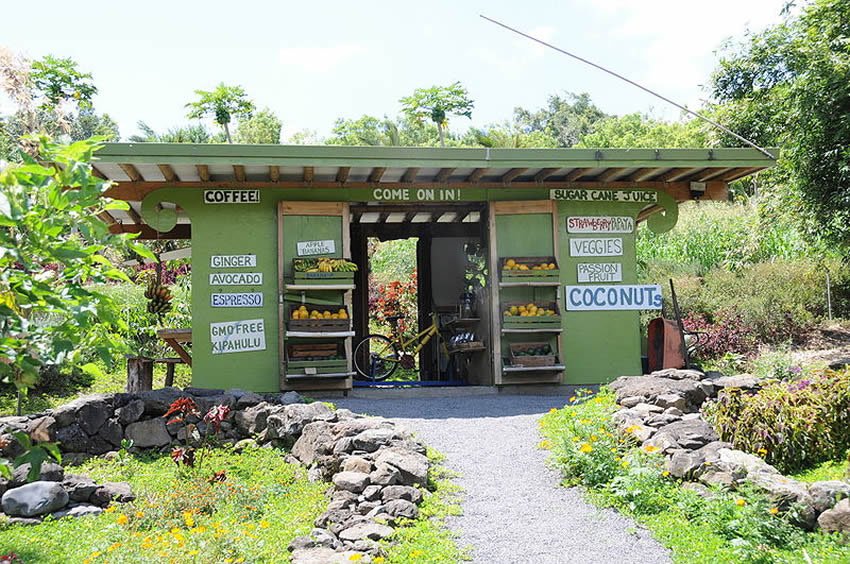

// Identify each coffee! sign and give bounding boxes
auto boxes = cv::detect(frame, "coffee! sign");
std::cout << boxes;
[204,190,260,204]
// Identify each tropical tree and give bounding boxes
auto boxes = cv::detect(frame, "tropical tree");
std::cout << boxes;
[708,0,850,247]
[0,137,153,414]
[129,121,222,143]
[185,83,255,144]
[513,92,607,147]
[400,82,474,147]
[235,108,282,144]
[576,113,708,148]
[464,122,558,148]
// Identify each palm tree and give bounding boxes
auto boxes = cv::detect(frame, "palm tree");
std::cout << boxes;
[185,83,255,143]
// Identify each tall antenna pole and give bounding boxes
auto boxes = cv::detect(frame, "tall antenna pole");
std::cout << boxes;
[480,14,776,160]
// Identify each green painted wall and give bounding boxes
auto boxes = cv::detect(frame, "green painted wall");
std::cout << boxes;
[140,186,678,391]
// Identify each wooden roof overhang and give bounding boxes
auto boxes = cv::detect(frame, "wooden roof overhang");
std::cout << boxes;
[92,143,778,238]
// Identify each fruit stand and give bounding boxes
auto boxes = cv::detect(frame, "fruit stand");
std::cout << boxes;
[91,144,777,393]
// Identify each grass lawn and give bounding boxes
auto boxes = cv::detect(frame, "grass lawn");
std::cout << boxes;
[0,446,327,563]
[790,459,849,483]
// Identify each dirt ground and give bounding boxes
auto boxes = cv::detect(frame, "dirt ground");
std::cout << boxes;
[791,321,850,368]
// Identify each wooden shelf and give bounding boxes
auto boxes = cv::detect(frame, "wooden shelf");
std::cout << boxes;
[502,364,565,373]
[445,317,481,328]
[285,331,355,338]
[285,284,355,291]
[499,281,561,288]
[285,372,355,380]
[447,344,487,354]
[501,328,562,334]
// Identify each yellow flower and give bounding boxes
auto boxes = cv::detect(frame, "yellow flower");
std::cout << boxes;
[661,471,670,477]
[769,507,779,515]
[735,498,746,507]
[135,511,145,519]
[173,531,186,542]
[538,440,552,450]
[549,407,558,413]
[642,444,661,454]
[757,448,768,456]
[259,520,270,529]
[579,419,591,425]
[189,550,200,556]
[183,511,195,528]
[410,550,424,558]
[579,443,593,453]
[568,396,577,403]
[374,558,386,564]
[191,526,208,534]
[590,435,598,442]
[116,514,129,526]
[104,506,116,513]
[107,542,121,552]
[621,460,630,468]
[624,425,640,434]
[349,555,363,561]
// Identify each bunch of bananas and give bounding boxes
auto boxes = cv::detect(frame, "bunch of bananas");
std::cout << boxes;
[145,282,173,314]
[294,258,358,273]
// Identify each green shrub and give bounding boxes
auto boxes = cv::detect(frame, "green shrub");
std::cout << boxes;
[704,368,850,473]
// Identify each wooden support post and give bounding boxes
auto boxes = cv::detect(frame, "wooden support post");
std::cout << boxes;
[126,357,153,392]
[165,363,176,387]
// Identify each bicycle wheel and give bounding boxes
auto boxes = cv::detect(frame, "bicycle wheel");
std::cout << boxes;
[354,334,400,381]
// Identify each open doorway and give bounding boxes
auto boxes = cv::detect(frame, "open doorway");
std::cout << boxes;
[350,204,491,386]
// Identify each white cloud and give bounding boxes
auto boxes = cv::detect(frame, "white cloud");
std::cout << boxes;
[279,44,368,73]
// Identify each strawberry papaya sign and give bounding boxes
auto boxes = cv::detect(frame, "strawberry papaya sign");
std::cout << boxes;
[567,216,634,234]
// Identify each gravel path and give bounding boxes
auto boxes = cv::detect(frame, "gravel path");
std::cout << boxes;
[336,394,670,564]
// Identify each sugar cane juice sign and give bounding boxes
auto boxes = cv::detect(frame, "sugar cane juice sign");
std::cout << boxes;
[297,240,336,256]
[210,318,266,354]
[551,189,657,203]
[565,285,663,311]
[567,216,634,233]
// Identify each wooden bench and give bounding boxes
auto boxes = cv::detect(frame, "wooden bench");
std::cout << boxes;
[126,356,186,392]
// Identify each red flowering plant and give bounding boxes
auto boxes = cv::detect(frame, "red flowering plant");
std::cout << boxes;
[369,272,418,340]
[163,397,231,475]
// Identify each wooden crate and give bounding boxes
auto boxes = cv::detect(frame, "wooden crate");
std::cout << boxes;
[288,304,351,332]
[501,301,561,328]
[500,256,559,282]
[509,342,556,367]
[286,343,347,374]
[292,258,356,281]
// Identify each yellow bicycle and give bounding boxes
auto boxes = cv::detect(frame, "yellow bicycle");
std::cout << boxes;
[354,312,441,381]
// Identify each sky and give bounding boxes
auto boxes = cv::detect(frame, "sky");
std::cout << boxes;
[1,0,789,142]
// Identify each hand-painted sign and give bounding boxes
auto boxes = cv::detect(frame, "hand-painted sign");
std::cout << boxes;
[210,318,266,354]
[210,254,257,268]
[296,240,336,256]
[569,238,623,257]
[209,272,263,286]
[577,263,623,283]
[211,292,264,308]
[551,189,657,203]
[204,190,260,204]
[370,187,462,202]
[567,216,634,234]
[565,285,663,311]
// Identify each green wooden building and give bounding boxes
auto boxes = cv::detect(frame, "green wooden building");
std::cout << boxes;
[93,144,776,393]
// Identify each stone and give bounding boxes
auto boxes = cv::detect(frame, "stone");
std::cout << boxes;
[11,462,64,487]
[333,471,370,493]
[383,498,419,520]
[51,503,103,519]
[2,481,69,517]
[666,450,705,479]
[374,447,429,486]
[642,432,679,454]
[290,548,371,564]
[90,482,135,506]
[699,470,736,489]
[818,498,850,533]
[663,407,684,417]
[98,418,124,447]
[381,485,423,504]
[656,419,718,450]
[288,536,315,551]
[51,399,84,427]
[342,456,373,474]
[619,396,644,408]
[62,474,99,502]
[362,485,383,502]
[8,517,42,526]
[644,414,683,427]
[183,387,224,397]
[292,422,335,466]
[654,393,687,411]
[809,481,850,514]
[338,522,394,542]
[280,391,306,405]
[609,376,707,409]
[76,399,110,435]
[235,404,270,435]
[632,402,664,415]
[681,482,714,498]
[268,403,335,440]
[137,388,185,416]
[311,528,342,550]
[352,428,401,452]
[711,375,761,391]
[124,418,171,448]
[116,399,145,425]
[715,448,779,479]
[233,438,259,453]
[235,391,265,409]
[649,368,706,380]
[195,394,237,414]
[369,462,400,486]
[27,416,56,443]
[747,472,811,508]
[357,501,380,515]
[54,423,90,453]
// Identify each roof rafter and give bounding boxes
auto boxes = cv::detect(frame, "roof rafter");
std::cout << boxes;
[158,164,179,183]
[118,163,142,182]
[368,167,386,183]
[501,167,528,184]
[435,167,455,183]
[196,164,210,182]
[534,168,559,183]
[336,167,350,184]
[401,167,420,183]
[269,165,280,182]
[233,165,246,182]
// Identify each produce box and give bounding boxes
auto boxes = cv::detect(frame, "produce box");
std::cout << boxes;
[500,256,559,283]
[509,342,556,367]
[293,258,357,281]
[501,301,561,328]
[287,343,348,374]
[288,304,351,332]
